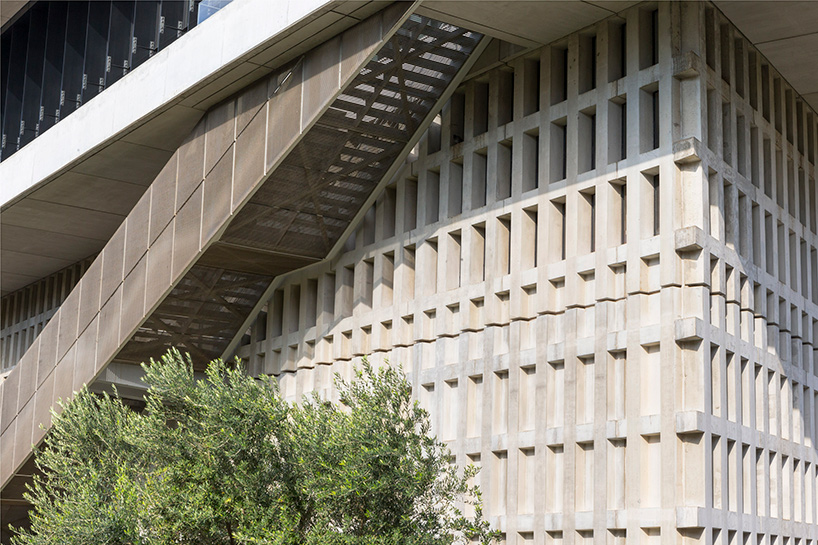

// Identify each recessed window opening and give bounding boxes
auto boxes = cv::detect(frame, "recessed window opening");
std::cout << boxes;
[786,89,794,144]
[522,130,539,192]
[611,180,627,245]
[404,177,418,231]
[523,58,540,115]
[706,88,718,152]
[720,24,731,84]
[579,108,596,173]
[450,91,465,145]
[289,284,301,333]
[705,7,716,69]
[608,97,627,163]
[447,232,462,290]
[763,138,772,198]
[472,150,488,209]
[652,174,660,236]
[551,199,567,261]
[425,169,440,226]
[428,113,442,154]
[736,115,746,176]
[522,207,538,269]
[734,39,745,97]
[497,69,514,126]
[473,80,489,137]
[640,84,660,152]
[748,51,758,109]
[551,119,567,182]
[608,20,626,82]
[579,189,596,254]
[773,77,782,133]
[551,46,568,105]
[722,102,732,165]
[579,33,597,93]
[639,8,659,69]
[472,224,486,282]
[761,65,771,121]
[497,140,512,200]
[497,215,511,276]
[448,160,463,218]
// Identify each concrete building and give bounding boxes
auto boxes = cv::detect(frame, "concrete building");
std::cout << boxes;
[2,1,818,543]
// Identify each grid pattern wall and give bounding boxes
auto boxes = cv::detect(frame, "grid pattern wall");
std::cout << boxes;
[235,2,818,544]
[674,3,818,545]
[0,257,94,373]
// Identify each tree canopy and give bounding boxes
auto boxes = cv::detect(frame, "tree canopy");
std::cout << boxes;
[12,349,496,545]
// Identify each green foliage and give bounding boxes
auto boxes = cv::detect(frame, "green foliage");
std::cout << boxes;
[13,349,497,545]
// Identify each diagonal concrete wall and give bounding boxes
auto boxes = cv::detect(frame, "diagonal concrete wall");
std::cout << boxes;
[1,5,488,500]
[0,3,414,490]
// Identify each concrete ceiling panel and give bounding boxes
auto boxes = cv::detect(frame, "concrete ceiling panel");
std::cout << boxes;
[584,1,638,14]
[1,225,103,262]
[27,173,148,216]
[1,200,123,241]
[714,1,818,45]
[715,1,818,121]
[757,33,818,95]
[249,12,348,67]
[2,273,42,296]
[120,106,204,152]
[1,251,75,281]
[70,141,173,186]
[419,1,637,47]
[331,1,376,16]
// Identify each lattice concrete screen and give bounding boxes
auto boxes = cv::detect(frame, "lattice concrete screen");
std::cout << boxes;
[233,2,818,543]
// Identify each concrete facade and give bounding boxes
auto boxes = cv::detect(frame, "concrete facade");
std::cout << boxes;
[4,1,818,544]
[232,2,818,544]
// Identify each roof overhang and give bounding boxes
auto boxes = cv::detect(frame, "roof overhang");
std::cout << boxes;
[0,0,393,295]
[714,0,818,112]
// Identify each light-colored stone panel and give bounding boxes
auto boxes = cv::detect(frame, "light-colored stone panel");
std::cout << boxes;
[52,345,76,411]
[78,258,103,336]
[13,396,35,469]
[96,286,123,367]
[123,189,152,278]
[32,369,56,447]
[15,338,39,411]
[236,79,268,137]
[100,222,127,307]
[205,99,237,177]
[73,317,99,392]
[149,153,179,245]
[301,36,343,129]
[120,256,148,343]
[55,288,80,362]
[175,119,207,209]
[0,423,16,486]
[172,185,204,281]
[145,220,175,310]
[0,367,19,434]
[35,315,59,388]
[202,145,236,243]
[266,65,304,172]
[232,108,267,211]
[339,8,387,84]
